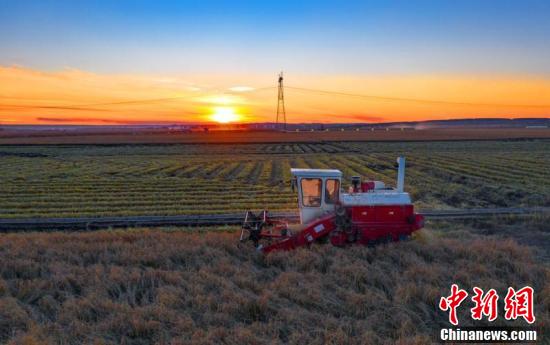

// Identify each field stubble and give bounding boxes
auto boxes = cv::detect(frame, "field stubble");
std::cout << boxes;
[0,216,548,344]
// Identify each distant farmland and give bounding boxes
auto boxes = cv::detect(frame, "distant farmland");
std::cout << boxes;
[0,127,549,144]
[0,140,549,219]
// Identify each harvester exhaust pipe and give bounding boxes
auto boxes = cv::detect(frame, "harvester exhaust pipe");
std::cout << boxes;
[397,157,405,193]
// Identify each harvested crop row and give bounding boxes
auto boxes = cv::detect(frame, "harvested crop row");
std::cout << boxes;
[0,222,547,344]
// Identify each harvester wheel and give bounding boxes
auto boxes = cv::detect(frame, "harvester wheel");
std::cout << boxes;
[335,205,346,217]
[383,235,393,244]
[398,234,410,242]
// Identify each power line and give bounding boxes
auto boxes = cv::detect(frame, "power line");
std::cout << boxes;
[0,87,277,111]
[286,86,550,109]
[2,83,548,112]
[0,96,198,111]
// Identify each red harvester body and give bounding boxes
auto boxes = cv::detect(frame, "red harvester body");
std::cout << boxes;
[240,157,424,253]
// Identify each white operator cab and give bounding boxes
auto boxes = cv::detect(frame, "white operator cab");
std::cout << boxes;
[291,168,342,224]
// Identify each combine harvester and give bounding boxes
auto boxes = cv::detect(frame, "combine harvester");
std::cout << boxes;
[241,157,424,253]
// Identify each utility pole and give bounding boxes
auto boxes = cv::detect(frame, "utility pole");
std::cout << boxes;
[276,72,286,131]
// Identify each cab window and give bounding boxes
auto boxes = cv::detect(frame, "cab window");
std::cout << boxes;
[301,178,322,207]
[325,179,340,204]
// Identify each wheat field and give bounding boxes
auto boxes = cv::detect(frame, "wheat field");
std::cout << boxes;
[1,139,549,344]
[0,216,548,344]
[1,140,549,219]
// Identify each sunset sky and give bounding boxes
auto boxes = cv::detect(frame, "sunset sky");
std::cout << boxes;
[1,0,550,125]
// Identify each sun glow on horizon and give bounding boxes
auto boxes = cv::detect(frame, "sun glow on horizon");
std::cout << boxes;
[210,106,240,123]
[2,66,550,125]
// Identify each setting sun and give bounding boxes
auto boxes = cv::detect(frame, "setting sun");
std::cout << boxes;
[210,107,240,123]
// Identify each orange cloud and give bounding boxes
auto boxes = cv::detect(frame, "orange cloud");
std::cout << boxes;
[1,66,549,125]
[35,117,197,125]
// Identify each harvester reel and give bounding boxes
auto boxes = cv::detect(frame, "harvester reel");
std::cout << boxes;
[240,210,290,249]
[240,211,266,247]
